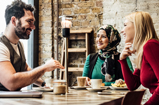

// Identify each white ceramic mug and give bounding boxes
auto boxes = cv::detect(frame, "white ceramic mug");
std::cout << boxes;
[45,78,54,87]
[90,79,102,89]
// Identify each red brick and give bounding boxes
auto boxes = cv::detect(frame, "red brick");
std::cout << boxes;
[92,8,101,13]
[82,21,90,26]
[72,21,81,26]
[74,8,90,14]
[78,2,94,7]
[63,10,72,15]
[77,15,87,20]
[96,1,103,7]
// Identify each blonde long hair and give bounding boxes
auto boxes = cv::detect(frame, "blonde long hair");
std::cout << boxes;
[125,11,158,69]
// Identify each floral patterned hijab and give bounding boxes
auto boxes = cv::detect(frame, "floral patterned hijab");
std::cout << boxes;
[97,25,121,82]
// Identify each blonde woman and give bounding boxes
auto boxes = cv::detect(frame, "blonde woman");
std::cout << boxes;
[119,11,159,105]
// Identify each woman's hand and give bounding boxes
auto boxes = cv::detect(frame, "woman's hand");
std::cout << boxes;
[86,77,91,86]
[120,43,136,60]
[44,58,65,72]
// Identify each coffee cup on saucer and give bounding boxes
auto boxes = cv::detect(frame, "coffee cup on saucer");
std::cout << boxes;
[77,76,86,87]
[90,79,102,89]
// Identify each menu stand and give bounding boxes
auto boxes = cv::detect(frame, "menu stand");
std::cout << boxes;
[60,16,72,93]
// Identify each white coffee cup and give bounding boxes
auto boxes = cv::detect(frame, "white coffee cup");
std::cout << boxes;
[90,79,102,89]
[45,78,54,87]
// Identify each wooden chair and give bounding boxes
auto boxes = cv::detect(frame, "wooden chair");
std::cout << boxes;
[100,89,146,105]
[100,97,123,105]
[121,89,145,105]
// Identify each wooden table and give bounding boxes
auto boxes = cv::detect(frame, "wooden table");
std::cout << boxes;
[0,88,128,105]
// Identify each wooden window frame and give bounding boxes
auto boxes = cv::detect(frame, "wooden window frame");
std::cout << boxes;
[27,0,39,68]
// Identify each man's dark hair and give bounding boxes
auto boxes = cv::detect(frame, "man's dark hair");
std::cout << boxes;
[5,0,35,25]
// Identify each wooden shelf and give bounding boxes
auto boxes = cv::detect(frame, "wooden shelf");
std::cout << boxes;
[69,34,85,40]
[64,48,86,52]
[61,67,83,72]
[60,28,92,79]
[70,28,92,34]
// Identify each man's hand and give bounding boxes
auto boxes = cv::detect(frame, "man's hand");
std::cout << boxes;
[44,58,65,72]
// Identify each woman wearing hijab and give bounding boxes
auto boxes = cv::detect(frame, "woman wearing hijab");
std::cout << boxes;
[82,25,134,86]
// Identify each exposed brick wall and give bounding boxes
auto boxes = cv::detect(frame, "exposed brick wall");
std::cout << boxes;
[39,0,103,62]
[57,0,103,84]
[39,0,53,78]
[39,0,103,84]
[58,0,103,68]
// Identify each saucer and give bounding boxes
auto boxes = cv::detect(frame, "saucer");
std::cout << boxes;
[72,86,90,89]
[86,88,105,92]
[33,87,53,92]
[98,91,126,95]
[109,86,128,90]
[100,86,109,89]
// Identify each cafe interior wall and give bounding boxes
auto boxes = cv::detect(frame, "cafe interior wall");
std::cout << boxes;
[103,0,159,68]
[39,0,53,80]
[39,0,159,88]
[39,0,103,86]
[58,0,103,86]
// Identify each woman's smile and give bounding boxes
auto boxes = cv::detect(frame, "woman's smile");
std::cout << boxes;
[97,42,103,46]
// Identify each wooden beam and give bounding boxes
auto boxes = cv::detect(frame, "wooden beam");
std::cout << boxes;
[64,48,86,52]
[61,67,83,72]
[70,28,92,34]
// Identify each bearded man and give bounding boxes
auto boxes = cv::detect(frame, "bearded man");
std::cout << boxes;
[0,0,64,91]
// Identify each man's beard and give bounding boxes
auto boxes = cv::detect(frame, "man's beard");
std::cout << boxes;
[15,20,32,39]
